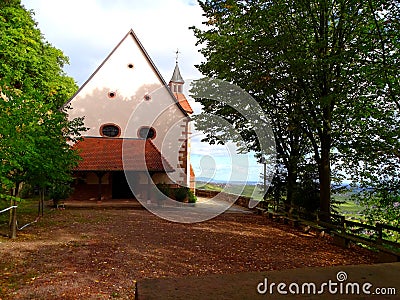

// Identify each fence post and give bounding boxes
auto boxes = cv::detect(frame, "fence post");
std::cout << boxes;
[340,216,346,233]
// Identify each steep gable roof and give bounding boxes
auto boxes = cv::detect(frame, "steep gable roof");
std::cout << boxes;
[62,29,190,119]
[173,92,193,114]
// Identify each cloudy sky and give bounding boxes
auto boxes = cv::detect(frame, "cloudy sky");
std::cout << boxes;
[21,0,263,183]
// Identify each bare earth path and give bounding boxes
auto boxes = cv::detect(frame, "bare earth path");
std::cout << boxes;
[0,206,376,299]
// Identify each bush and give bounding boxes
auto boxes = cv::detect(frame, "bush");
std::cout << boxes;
[188,189,197,203]
[174,186,188,202]
[155,184,197,203]
[156,183,171,199]
[49,183,73,205]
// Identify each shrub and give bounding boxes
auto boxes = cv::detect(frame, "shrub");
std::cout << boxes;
[156,183,171,199]
[188,189,197,203]
[174,186,188,202]
[49,183,73,205]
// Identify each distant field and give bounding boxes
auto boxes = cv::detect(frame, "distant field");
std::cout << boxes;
[196,181,265,201]
[196,182,224,192]
[333,194,365,220]
[196,181,365,217]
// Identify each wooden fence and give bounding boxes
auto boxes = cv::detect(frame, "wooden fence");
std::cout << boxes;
[196,189,400,262]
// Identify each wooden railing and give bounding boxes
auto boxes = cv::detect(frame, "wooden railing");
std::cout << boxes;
[262,202,400,262]
[196,190,400,261]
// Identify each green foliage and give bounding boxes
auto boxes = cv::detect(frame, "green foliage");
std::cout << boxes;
[174,186,188,202]
[156,183,171,200]
[0,194,22,203]
[196,182,223,192]
[157,184,197,203]
[0,3,86,196]
[49,183,73,202]
[188,189,197,203]
[352,186,400,227]
[191,0,400,218]
[0,3,77,108]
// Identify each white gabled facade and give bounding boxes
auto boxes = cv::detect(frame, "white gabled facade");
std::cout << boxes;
[64,30,193,199]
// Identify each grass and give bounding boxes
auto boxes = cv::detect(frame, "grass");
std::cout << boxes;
[196,182,223,192]
[196,181,264,200]
[335,197,365,220]
[0,197,50,237]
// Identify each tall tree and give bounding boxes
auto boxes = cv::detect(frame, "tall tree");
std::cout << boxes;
[337,0,400,225]
[0,1,85,237]
[192,0,399,217]
[191,1,312,208]
[0,1,76,109]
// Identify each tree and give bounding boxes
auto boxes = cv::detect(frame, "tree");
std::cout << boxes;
[336,1,400,225]
[191,0,399,218]
[0,1,77,109]
[190,1,312,208]
[0,1,85,237]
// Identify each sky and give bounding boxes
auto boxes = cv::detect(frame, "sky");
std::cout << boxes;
[21,0,264,183]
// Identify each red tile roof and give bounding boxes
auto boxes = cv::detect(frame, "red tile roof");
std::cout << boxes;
[173,92,193,114]
[72,137,174,172]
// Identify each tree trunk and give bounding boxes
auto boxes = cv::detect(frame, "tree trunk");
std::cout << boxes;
[38,188,44,217]
[38,188,41,216]
[319,133,331,221]
[9,182,19,239]
[285,134,300,215]
[9,201,17,239]
[286,163,298,214]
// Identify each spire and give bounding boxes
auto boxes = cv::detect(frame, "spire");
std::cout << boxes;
[168,50,193,114]
[170,62,185,84]
[170,49,184,84]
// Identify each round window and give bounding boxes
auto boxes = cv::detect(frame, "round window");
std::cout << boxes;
[101,124,120,137]
[138,127,156,139]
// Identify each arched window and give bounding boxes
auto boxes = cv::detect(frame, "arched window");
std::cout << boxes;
[100,124,120,137]
[138,126,156,139]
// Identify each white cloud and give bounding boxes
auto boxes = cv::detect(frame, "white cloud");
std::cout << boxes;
[22,0,205,84]
[21,0,265,183]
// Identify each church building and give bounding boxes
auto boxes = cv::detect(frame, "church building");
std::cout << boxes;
[63,29,194,201]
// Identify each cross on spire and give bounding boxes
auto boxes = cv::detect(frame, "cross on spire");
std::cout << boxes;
[175,48,181,63]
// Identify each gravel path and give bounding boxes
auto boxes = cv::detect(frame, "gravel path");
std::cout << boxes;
[0,206,377,299]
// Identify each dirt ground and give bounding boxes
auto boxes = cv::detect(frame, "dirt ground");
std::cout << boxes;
[0,206,377,299]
